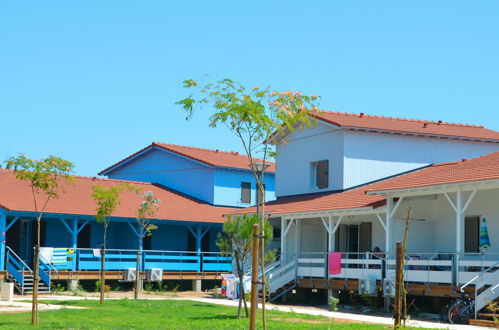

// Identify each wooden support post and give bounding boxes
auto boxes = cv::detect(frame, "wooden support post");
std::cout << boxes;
[0,211,6,271]
[250,224,259,330]
[394,241,403,329]
[72,219,78,250]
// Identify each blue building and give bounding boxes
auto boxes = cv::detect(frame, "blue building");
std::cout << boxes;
[99,142,276,207]
[0,143,275,293]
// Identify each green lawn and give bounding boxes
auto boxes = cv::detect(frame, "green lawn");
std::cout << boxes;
[0,299,388,329]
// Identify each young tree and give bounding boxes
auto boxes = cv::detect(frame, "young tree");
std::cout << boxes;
[134,191,160,299]
[395,207,413,329]
[4,154,74,326]
[177,78,319,328]
[216,214,273,319]
[92,183,139,304]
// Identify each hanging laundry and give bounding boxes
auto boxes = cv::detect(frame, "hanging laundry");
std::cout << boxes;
[52,248,68,264]
[329,252,342,275]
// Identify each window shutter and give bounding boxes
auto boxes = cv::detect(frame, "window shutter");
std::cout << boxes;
[359,222,372,252]
[464,216,479,253]
[241,182,251,204]
[316,160,329,189]
[335,224,347,252]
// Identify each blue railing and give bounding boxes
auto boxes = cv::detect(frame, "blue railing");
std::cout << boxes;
[5,247,31,290]
[47,248,232,273]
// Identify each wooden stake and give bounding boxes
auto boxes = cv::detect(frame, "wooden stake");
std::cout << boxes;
[394,241,403,329]
[250,224,259,330]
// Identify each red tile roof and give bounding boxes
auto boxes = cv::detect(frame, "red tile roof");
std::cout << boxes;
[310,111,499,142]
[366,151,499,193]
[230,183,387,216]
[0,170,232,223]
[99,142,275,175]
[232,151,499,216]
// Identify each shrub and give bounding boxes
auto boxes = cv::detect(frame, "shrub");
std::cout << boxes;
[329,296,339,312]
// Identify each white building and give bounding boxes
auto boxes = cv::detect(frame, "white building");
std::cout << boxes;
[235,111,499,316]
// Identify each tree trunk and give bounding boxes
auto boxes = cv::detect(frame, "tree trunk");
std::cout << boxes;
[259,186,267,330]
[31,218,41,325]
[394,241,403,329]
[100,222,107,304]
[134,233,141,300]
[235,254,243,318]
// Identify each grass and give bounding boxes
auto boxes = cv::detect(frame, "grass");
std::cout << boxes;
[0,299,389,329]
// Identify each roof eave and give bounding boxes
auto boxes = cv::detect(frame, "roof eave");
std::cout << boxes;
[367,178,499,197]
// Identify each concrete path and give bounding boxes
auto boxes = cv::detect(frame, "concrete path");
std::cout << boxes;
[0,300,84,313]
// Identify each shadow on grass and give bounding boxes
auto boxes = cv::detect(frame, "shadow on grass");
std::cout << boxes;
[189,314,241,321]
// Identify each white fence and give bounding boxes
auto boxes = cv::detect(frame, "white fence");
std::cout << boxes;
[291,252,499,287]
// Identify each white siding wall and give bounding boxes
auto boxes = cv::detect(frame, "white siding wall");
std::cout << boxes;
[275,123,344,197]
[300,219,326,252]
[390,189,499,256]
[343,130,499,189]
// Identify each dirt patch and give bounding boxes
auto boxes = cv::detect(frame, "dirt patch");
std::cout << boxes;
[271,317,326,324]
[49,290,213,300]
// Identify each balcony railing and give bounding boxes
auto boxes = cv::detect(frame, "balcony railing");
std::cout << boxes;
[291,251,499,287]
[42,248,231,273]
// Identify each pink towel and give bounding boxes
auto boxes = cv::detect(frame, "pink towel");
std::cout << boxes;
[329,252,342,275]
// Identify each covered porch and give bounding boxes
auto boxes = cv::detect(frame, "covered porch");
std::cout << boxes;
[277,182,499,292]
[0,210,231,274]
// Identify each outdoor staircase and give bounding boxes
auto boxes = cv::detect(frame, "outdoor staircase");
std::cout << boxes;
[243,255,298,302]
[461,260,499,323]
[5,246,53,295]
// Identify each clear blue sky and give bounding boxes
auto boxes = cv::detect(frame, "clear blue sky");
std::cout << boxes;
[1,1,498,176]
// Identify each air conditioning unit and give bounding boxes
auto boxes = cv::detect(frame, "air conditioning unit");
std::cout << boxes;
[383,279,394,297]
[148,268,163,281]
[359,278,377,295]
[124,268,137,281]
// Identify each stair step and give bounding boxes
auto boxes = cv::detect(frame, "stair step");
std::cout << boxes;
[478,313,499,319]
[468,319,498,327]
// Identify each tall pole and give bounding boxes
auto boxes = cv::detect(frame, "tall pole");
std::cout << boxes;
[250,224,259,330]
[394,241,403,329]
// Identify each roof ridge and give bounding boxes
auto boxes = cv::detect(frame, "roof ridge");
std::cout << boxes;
[319,110,485,128]
[154,142,275,162]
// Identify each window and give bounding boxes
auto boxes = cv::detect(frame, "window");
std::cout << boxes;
[241,182,251,204]
[310,160,329,189]
[256,184,266,205]
[464,216,480,253]
[78,223,91,248]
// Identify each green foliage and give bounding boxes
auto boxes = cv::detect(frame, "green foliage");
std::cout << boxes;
[91,183,140,224]
[144,283,154,293]
[216,214,273,260]
[95,280,111,293]
[51,283,65,293]
[136,191,160,239]
[4,154,74,215]
[177,78,321,192]
[329,296,340,312]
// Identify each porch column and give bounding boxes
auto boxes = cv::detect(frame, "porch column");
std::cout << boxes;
[196,225,202,256]
[385,197,393,254]
[456,190,463,254]
[328,216,333,253]
[0,211,6,270]
[72,219,78,250]
[280,218,285,259]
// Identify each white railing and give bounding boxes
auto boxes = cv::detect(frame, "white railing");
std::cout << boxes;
[292,251,499,287]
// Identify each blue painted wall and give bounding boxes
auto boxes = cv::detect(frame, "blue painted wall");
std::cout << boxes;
[104,146,275,207]
[106,147,216,204]
[214,168,275,207]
